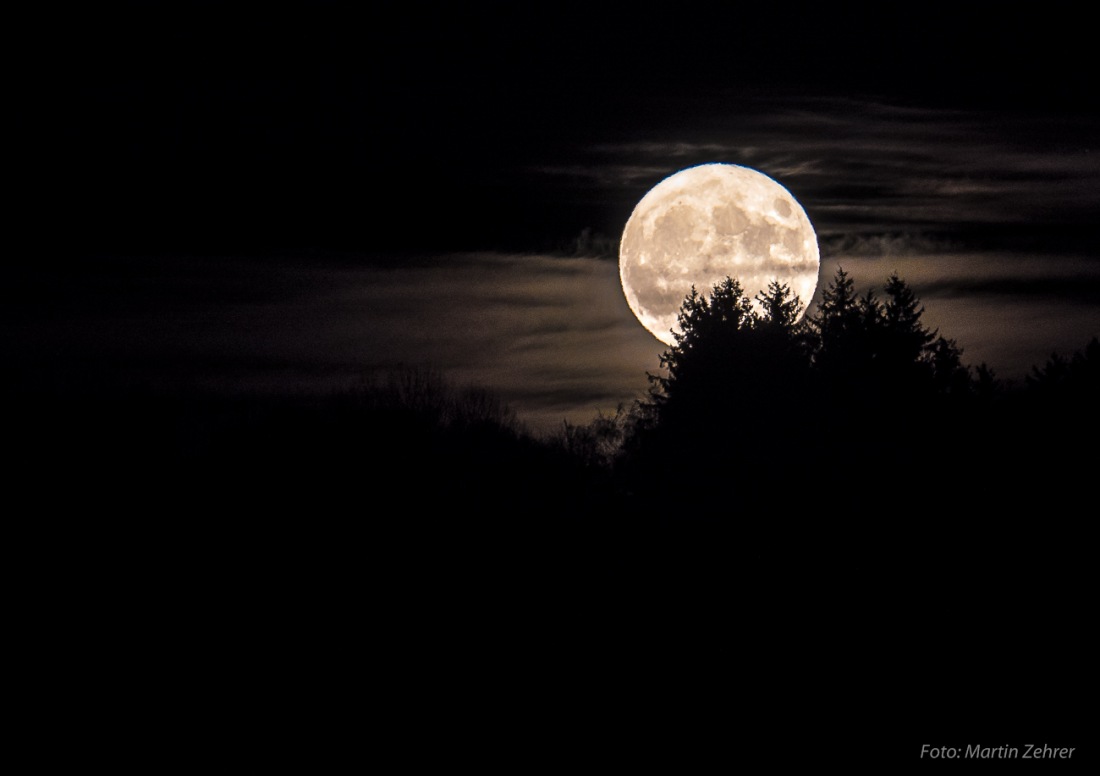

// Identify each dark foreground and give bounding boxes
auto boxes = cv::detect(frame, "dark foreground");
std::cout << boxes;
[9,376,1093,770]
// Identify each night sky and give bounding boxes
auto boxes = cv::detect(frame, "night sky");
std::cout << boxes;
[15,2,1100,431]
[14,3,1099,759]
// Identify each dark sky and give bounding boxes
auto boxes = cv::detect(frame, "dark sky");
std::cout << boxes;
[14,2,1100,430]
[46,2,1098,255]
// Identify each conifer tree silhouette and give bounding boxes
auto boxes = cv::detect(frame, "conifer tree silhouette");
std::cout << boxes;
[810,268,878,399]
[878,272,937,393]
[623,277,811,500]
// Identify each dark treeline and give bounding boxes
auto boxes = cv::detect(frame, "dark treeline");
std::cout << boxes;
[556,271,1097,717]
[564,269,1099,521]
[10,269,1098,525]
[11,273,1096,745]
[10,366,609,523]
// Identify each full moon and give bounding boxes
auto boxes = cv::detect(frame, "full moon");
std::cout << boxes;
[619,163,820,345]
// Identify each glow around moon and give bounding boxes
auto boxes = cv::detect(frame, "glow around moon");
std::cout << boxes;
[619,163,820,345]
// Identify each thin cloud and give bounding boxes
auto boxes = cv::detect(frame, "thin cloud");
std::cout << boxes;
[3,252,664,435]
[8,248,1097,434]
[819,232,963,258]
[529,164,674,186]
[589,141,745,157]
[816,250,1100,378]
[576,95,1100,240]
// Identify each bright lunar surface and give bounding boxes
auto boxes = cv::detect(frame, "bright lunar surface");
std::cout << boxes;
[619,163,820,345]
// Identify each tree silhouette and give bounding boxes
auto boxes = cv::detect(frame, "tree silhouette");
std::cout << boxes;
[611,269,1027,508]
[619,277,812,503]
[810,268,981,408]
[811,268,860,358]
[1023,335,1100,453]
[1028,335,1100,399]
[756,278,806,332]
[647,278,755,419]
[648,277,809,422]
[927,336,972,397]
[809,267,880,403]
[878,272,937,393]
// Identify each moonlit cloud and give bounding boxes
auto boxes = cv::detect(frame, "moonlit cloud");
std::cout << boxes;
[530,164,675,187]
[815,250,1100,379]
[819,232,963,258]
[319,253,665,430]
[548,94,1099,380]
[12,88,1098,434]
[3,253,665,435]
[589,141,745,158]
[12,243,1093,440]
[572,96,1100,236]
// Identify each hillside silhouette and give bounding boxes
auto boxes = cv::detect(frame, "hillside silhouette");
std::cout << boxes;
[561,270,1095,741]
[561,270,1099,519]
[11,269,1096,526]
[10,271,1095,754]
